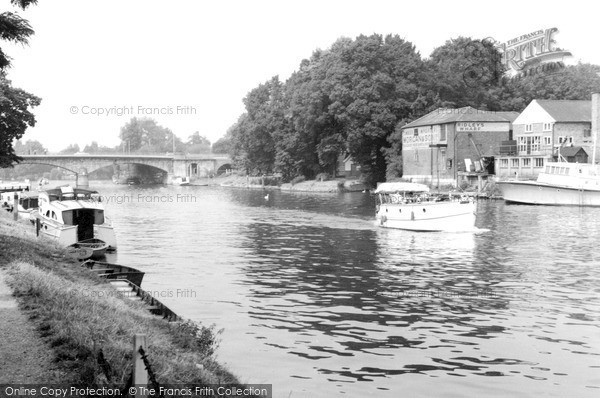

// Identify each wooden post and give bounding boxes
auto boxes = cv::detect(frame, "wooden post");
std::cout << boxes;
[13,192,18,221]
[132,334,148,395]
[36,218,41,236]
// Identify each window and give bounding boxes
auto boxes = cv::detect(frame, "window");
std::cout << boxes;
[532,136,541,152]
[584,128,592,138]
[522,158,531,167]
[500,159,508,168]
[543,123,552,131]
[440,125,447,141]
[518,137,527,152]
[525,124,533,132]
[534,158,544,168]
[543,136,552,145]
[558,136,574,144]
[440,149,446,164]
[414,129,418,137]
[511,158,519,167]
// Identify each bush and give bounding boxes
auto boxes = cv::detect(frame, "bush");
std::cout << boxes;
[172,320,222,357]
[291,176,306,185]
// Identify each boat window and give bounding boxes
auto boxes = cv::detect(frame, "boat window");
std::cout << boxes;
[94,210,105,225]
[62,210,74,225]
[51,211,58,220]
[545,166,551,173]
[45,210,50,217]
[550,166,556,174]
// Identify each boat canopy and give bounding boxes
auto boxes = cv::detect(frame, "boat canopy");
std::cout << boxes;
[374,182,430,194]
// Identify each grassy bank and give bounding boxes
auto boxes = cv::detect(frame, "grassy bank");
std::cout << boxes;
[0,212,244,390]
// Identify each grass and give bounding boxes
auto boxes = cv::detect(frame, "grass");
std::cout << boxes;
[0,212,252,392]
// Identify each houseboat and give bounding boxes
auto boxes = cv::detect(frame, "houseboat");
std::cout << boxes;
[498,161,600,206]
[34,186,117,249]
[375,182,477,232]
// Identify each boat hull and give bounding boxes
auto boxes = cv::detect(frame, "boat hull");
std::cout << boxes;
[498,181,600,206]
[376,201,476,232]
[34,213,117,249]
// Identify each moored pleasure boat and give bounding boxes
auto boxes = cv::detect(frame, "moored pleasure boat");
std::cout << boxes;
[497,161,600,206]
[34,186,117,249]
[374,182,477,232]
[1,190,39,222]
[173,176,191,186]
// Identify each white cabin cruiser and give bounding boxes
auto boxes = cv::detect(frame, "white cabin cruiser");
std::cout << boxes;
[35,186,117,249]
[374,182,477,232]
[498,161,600,206]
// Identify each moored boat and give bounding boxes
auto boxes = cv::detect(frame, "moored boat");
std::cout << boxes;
[497,161,600,206]
[374,182,477,232]
[1,190,39,222]
[69,238,109,259]
[33,186,117,249]
[173,176,191,186]
[82,260,145,287]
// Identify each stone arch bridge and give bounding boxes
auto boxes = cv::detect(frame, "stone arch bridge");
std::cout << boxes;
[19,154,232,186]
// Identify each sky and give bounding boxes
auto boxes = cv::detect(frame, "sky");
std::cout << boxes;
[2,0,599,152]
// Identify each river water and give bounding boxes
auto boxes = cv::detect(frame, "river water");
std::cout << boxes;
[91,182,600,397]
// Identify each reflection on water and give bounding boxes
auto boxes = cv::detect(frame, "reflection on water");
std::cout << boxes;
[91,182,600,397]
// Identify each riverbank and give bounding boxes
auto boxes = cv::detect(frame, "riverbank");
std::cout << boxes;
[0,212,242,389]
[213,174,368,193]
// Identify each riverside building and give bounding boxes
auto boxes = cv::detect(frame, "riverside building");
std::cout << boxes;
[401,107,518,187]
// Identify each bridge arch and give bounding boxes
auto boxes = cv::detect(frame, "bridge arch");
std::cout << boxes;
[17,161,78,174]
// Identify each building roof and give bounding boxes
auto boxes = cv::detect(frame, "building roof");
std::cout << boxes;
[402,107,519,129]
[559,146,588,157]
[535,100,591,122]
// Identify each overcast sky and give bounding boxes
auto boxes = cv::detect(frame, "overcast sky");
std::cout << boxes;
[3,0,598,152]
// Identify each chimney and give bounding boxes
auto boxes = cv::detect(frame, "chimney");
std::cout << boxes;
[593,93,600,164]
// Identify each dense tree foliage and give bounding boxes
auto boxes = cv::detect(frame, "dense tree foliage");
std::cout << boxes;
[225,34,600,184]
[229,34,424,184]
[0,0,40,168]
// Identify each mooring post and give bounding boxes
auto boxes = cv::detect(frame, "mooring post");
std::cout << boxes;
[132,334,148,396]
[36,218,40,236]
[13,192,18,221]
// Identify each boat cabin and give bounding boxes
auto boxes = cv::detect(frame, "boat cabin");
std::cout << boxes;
[38,186,106,242]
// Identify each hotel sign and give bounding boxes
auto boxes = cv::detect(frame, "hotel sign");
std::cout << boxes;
[497,28,571,74]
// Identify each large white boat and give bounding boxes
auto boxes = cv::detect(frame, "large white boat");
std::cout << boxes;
[498,161,600,206]
[374,182,477,232]
[34,186,117,249]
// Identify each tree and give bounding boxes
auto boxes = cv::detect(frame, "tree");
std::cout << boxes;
[186,131,211,153]
[0,0,40,168]
[60,143,80,154]
[14,139,46,154]
[423,37,506,111]
[229,77,282,174]
[211,135,232,154]
[322,34,424,184]
[119,117,180,153]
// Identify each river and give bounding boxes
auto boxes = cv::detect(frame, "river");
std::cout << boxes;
[90,182,600,397]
